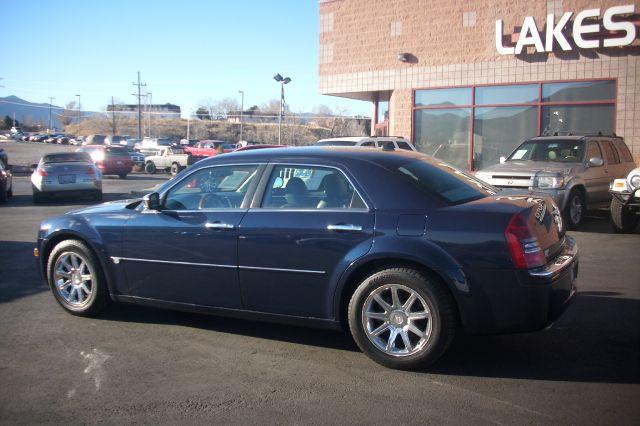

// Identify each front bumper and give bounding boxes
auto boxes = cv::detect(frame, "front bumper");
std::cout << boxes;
[457,236,578,334]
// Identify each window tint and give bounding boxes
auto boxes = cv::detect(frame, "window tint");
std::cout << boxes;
[42,153,92,163]
[395,159,497,205]
[542,81,615,102]
[414,87,471,107]
[262,165,366,209]
[613,139,634,163]
[360,141,375,147]
[601,141,620,165]
[163,165,258,210]
[396,141,413,151]
[316,140,358,147]
[586,141,602,160]
[475,84,538,105]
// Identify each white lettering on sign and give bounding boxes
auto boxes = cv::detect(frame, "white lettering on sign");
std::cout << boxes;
[496,4,636,55]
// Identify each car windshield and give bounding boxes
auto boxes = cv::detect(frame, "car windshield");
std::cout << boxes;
[156,139,172,146]
[508,139,585,163]
[42,153,91,163]
[316,140,358,146]
[394,158,498,205]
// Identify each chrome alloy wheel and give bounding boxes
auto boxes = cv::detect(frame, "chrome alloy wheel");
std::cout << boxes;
[53,252,93,306]
[362,284,433,357]
[570,194,583,224]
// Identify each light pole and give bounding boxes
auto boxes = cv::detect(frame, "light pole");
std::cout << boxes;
[47,96,55,133]
[273,73,291,145]
[147,92,153,138]
[75,95,81,135]
[238,90,244,142]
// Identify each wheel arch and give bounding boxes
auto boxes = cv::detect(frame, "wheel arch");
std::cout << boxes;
[566,183,587,209]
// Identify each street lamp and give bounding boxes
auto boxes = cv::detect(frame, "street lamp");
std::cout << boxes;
[238,90,244,143]
[273,73,291,145]
[75,94,81,135]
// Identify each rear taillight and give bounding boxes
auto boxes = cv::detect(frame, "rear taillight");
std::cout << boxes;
[37,167,48,177]
[505,213,546,269]
[87,167,95,175]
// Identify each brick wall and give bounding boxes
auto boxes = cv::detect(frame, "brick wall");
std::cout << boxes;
[318,0,640,163]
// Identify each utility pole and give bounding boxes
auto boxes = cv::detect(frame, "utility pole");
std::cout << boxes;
[147,92,153,138]
[111,96,117,135]
[238,90,244,142]
[187,114,191,140]
[132,71,146,139]
[75,95,81,135]
[47,96,55,133]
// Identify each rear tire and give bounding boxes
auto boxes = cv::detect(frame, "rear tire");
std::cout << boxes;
[348,267,457,370]
[0,185,7,203]
[170,163,181,176]
[563,190,585,230]
[610,197,638,233]
[144,161,156,174]
[32,185,45,204]
[92,191,103,201]
[46,239,110,316]
[118,173,127,179]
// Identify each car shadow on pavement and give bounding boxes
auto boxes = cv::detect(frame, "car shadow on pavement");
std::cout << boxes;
[576,212,639,234]
[0,241,49,303]
[430,292,640,384]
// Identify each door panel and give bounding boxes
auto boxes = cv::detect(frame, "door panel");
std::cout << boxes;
[237,210,374,318]
[122,210,245,308]
[582,140,609,206]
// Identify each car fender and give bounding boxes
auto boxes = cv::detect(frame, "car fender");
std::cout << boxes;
[331,234,469,322]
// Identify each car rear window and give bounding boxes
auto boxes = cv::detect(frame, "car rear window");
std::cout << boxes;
[316,140,358,146]
[43,153,91,163]
[613,139,634,163]
[105,147,130,156]
[395,159,498,205]
[396,141,413,151]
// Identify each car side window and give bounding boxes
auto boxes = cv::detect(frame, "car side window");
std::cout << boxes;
[261,165,366,209]
[360,141,375,147]
[612,139,634,163]
[163,165,258,210]
[586,141,602,161]
[396,141,413,150]
[601,141,620,165]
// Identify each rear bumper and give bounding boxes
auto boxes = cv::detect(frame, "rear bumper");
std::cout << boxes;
[37,181,101,192]
[99,165,133,175]
[457,236,578,334]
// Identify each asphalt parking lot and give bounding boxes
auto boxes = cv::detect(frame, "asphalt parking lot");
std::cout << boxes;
[0,142,639,424]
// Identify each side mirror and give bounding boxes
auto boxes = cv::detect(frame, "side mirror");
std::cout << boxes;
[143,192,161,210]
[588,156,604,167]
[499,156,506,164]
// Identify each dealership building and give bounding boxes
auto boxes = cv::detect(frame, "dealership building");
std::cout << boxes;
[318,0,639,170]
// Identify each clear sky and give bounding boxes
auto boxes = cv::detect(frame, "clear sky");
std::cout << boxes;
[1,0,369,116]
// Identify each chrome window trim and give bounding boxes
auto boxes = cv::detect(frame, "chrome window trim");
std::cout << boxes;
[249,208,369,213]
[261,162,372,211]
[111,256,326,275]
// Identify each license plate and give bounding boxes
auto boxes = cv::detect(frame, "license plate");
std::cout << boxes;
[58,174,76,184]
[117,161,123,165]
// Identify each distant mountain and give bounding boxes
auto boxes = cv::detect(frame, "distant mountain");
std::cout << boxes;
[0,95,63,129]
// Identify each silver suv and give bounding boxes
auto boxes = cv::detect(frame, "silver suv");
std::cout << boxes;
[476,135,636,229]
[315,136,416,151]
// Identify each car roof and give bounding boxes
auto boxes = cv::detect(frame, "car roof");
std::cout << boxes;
[197,146,423,167]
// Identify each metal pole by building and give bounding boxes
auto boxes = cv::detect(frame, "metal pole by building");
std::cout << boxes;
[47,96,55,132]
[278,83,283,144]
[75,95,81,134]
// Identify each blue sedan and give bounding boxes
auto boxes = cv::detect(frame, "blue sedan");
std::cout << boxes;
[35,147,578,369]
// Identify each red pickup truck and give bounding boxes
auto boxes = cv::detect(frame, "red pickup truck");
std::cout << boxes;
[184,140,236,157]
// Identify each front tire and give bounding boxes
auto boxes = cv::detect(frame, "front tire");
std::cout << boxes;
[170,162,181,176]
[144,161,156,174]
[563,190,585,230]
[118,173,127,179]
[610,197,638,233]
[46,240,110,316]
[348,268,457,370]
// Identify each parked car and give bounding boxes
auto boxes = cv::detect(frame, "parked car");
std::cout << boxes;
[56,136,72,145]
[609,167,640,233]
[45,134,63,144]
[105,135,127,145]
[128,150,145,169]
[475,134,636,229]
[136,137,174,156]
[315,136,417,151]
[144,146,201,175]
[179,139,199,146]
[184,140,236,157]
[34,134,49,143]
[83,134,107,146]
[0,161,13,203]
[77,146,133,178]
[31,152,102,203]
[69,136,85,146]
[36,147,577,370]
[120,138,140,149]
[0,147,8,167]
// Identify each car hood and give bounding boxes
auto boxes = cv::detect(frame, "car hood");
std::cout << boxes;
[477,161,579,176]
[67,199,141,215]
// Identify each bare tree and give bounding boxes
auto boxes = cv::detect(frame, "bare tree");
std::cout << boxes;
[59,101,77,127]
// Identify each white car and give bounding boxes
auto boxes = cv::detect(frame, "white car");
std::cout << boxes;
[609,167,640,233]
[31,152,102,203]
[315,136,416,151]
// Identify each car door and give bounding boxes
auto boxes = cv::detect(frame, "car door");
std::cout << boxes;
[601,139,624,180]
[582,140,610,206]
[120,163,263,308]
[237,163,375,319]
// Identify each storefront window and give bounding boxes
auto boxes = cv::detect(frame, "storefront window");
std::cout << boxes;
[542,81,615,102]
[413,108,470,170]
[473,106,538,170]
[475,84,538,105]
[414,88,471,107]
[412,80,616,171]
[377,101,389,123]
[542,104,615,135]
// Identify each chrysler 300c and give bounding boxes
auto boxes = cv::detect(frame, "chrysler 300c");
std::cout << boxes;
[36,147,578,369]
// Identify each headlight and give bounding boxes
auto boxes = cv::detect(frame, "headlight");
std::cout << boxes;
[630,174,640,189]
[535,174,564,189]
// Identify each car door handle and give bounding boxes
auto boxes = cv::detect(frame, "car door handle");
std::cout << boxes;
[205,222,235,230]
[327,224,363,232]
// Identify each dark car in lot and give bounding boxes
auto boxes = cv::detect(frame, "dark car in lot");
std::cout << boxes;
[77,145,133,178]
[0,161,13,203]
[35,147,578,369]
